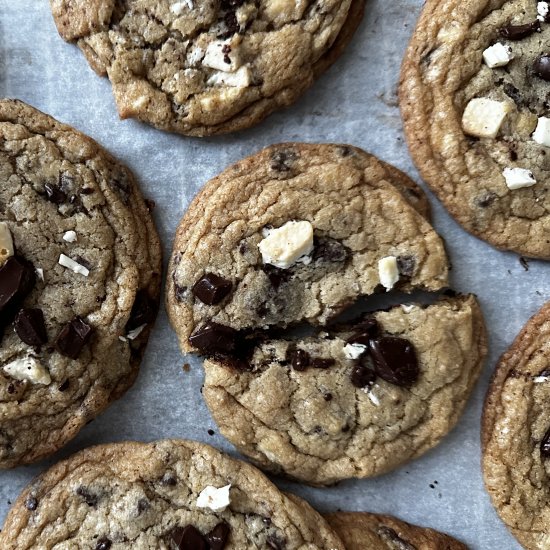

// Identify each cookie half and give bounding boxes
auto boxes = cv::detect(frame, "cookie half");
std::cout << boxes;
[400,1,550,259]
[167,143,449,356]
[50,0,364,136]
[324,511,468,549]
[204,295,486,484]
[482,302,550,549]
[0,439,344,549]
[0,99,161,468]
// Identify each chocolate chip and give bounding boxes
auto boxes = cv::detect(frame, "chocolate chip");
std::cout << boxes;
[396,255,416,278]
[534,53,550,81]
[350,364,376,388]
[0,256,36,312]
[377,526,416,550]
[188,321,238,354]
[287,348,310,371]
[499,20,540,40]
[14,308,47,346]
[312,237,351,263]
[323,392,333,401]
[81,187,94,195]
[310,357,335,369]
[76,486,98,507]
[541,426,550,458]
[95,538,112,550]
[347,318,380,346]
[44,182,67,204]
[25,496,38,511]
[369,337,419,387]
[205,521,231,550]
[270,150,297,173]
[192,273,233,305]
[262,265,290,289]
[126,290,156,331]
[171,525,207,550]
[145,199,156,211]
[55,317,94,359]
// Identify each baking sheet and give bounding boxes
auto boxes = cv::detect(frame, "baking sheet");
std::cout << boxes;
[0,1,547,548]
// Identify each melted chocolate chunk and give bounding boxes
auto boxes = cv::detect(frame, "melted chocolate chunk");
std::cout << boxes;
[25,496,38,511]
[0,256,36,312]
[534,53,550,81]
[171,525,207,550]
[205,521,231,550]
[76,486,98,507]
[347,318,380,346]
[541,426,550,458]
[287,348,310,371]
[55,317,94,359]
[14,308,47,346]
[262,265,290,289]
[500,20,540,40]
[126,290,156,331]
[44,182,67,204]
[312,237,351,263]
[377,526,416,550]
[188,321,238,354]
[192,273,233,305]
[350,364,376,388]
[369,337,419,387]
[95,539,112,550]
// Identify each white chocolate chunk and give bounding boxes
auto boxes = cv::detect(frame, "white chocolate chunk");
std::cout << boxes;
[35,267,44,281]
[343,343,367,360]
[207,65,252,87]
[366,390,380,406]
[538,2,549,21]
[127,324,147,340]
[503,167,536,190]
[58,254,90,277]
[3,356,51,385]
[203,40,241,72]
[63,230,77,243]
[258,221,314,269]
[378,256,399,291]
[533,116,550,147]
[0,222,14,266]
[196,484,231,511]
[401,304,415,313]
[462,98,512,138]
[534,375,550,383]
[482,43,513,69]
[171,0,193,15]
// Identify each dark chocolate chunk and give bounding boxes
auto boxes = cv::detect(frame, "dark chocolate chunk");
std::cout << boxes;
[188,321,238,354]
[396,255,416,278]
[192,273,233,305]
[262,265,290,289]
[0,256,36,312]
[287,348,310,371]
[312,237,351,263]
[541,426,550,458]
[500,20,540,40]
[76,486,98,507]
[310,357,335,369]
[44,182,67,204]
[350,364,376,388]
[377,526,416,550]
[369,337,419,387]
[347,318,380,346]
[171,525,207,550]
[126,290,156,331]
[534,53,550,81]
[25,496,38,511]
[205,521,231,550]
[14,308,47,346]
[95,538,112,550]
[55,317,94,359]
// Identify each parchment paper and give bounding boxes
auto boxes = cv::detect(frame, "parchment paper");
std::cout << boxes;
[1,2,548,548]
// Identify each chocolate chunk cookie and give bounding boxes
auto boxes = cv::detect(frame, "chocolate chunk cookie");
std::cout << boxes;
[324,511,468,549]
[0,439,345,549]
[0,99,161,468]
[482,301,550,549]
[50,0,364,136]
[400,1,550,259]
[204,295,486,484]
[167,143,449,356]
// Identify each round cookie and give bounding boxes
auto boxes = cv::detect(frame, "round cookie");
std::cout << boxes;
[50,0,364,137]
[204,295,486,484]
[400,1,550,259]
[324,511,468,549]
[0,99,161,468]
[0,439,345,549]
[482,301,550,550]
[167,143,449,356]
